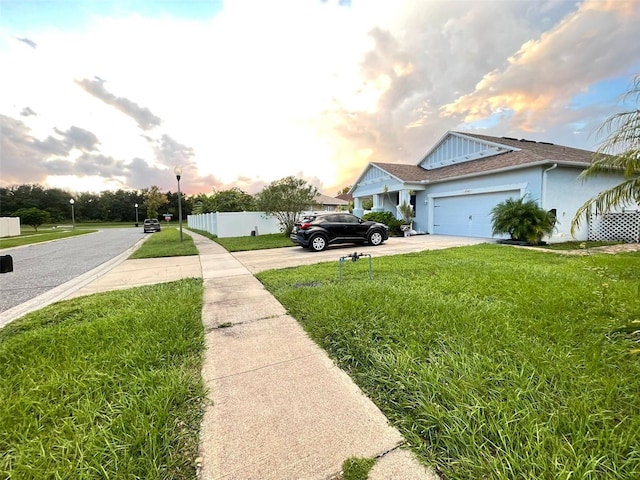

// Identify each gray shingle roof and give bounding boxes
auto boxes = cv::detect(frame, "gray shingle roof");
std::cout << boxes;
[369,132,596,184]
[370,162,428,182]
[315,193,349,206]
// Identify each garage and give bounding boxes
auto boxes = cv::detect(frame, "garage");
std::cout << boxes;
[432,190,520,238]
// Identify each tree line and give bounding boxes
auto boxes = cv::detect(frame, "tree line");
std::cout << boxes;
[0,176,326,233]
[0,184,188,224]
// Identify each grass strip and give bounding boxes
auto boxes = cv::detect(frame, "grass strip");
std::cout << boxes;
[0,279,205,480]
[257,244,640,479]
[190,229,294,252]
[0,230,97,249]
[130,228,198,258]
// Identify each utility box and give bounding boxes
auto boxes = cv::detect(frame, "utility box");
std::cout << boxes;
[0,255,13,273]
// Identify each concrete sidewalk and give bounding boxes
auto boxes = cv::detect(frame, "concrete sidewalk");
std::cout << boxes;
[192,232,438,479]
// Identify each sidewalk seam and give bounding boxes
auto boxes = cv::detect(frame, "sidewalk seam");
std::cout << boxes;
[210,351,323,381]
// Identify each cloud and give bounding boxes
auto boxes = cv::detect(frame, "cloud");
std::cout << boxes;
[53,126,100,152]
[20,107,36,116]
[75,77,162,131]
[440,0,640,132]
[16,37,37,48]
[0,115,59,184]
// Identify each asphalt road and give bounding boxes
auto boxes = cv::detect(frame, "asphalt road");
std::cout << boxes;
[0,228,145,313]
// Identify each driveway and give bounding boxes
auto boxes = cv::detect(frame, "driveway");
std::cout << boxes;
[232,234,491,273]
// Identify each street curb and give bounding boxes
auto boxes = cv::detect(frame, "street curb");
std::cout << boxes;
[0,236,147,329]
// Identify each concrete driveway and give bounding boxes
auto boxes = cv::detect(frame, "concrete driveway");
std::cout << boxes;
[232,234,492,273]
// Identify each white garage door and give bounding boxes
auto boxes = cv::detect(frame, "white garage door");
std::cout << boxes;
[433,190,520,237]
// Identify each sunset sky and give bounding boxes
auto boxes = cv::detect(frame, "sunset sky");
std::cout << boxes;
[1,0,639,196]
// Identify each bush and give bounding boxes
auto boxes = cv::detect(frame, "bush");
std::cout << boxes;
[491,196,556,245]
[362,211,403,236]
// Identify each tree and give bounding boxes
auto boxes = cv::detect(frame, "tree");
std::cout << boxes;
[572,74,640,235]
[255,176,318,235]
[13,207,51,231]
[211,188,256,212]
[337,186,351,196]
[143,186,169,220]
[491,196,556,245]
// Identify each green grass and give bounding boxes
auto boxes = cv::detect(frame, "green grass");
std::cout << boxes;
[191,229,294,252]
[342,457,376,480]
[0,279,206,480]
[130,228,198,258]
[257,244,640,479]
[0,229,97,249]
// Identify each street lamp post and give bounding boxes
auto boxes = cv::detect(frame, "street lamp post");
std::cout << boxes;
[174,166,183,242]
[69,199,75,230]
[134,203,139,227]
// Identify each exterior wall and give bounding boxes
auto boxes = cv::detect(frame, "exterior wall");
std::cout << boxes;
[414,167,542,236]
[0,217,21,237]
[187,212,282,238]
[545,167,635,241]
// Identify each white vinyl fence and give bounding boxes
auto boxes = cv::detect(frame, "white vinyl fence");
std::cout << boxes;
[0,217,20,238]
[187,211,282,238]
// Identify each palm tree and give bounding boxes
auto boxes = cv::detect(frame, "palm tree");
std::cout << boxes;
[491,196,556,245]
[571,74,640,235]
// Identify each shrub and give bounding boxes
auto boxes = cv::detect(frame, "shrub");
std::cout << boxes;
[491,196,556,245]
[362,211,403,236]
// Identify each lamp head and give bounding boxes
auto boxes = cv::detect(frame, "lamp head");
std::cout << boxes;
[69,199,75,205]
[174,165,182,180]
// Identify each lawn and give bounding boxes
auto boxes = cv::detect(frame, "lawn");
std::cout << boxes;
[0,279,206,479]
[190,229,293,252]
[257,244,640,479]
[130,228,198,258]
[0,229,97,249]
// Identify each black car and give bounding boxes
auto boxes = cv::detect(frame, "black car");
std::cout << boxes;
[290,212,389,251]
[143,218,161,233]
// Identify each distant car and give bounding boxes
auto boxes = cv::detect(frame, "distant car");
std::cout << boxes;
[290,212,388,252]
[143,218,161,233]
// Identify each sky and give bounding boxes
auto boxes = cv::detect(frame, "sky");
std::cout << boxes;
[1,0,639,197]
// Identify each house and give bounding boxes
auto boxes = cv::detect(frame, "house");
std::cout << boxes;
[312,193,350,212]
[350,131,630,241]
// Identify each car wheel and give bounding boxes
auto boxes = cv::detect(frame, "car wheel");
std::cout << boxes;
[309,235,328,252]
[368,230,384,246]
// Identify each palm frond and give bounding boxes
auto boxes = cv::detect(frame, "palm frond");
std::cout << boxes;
[570,177,640,235]
[572,74,640,235]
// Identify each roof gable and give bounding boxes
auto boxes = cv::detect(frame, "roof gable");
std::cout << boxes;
[418,131,515,170]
